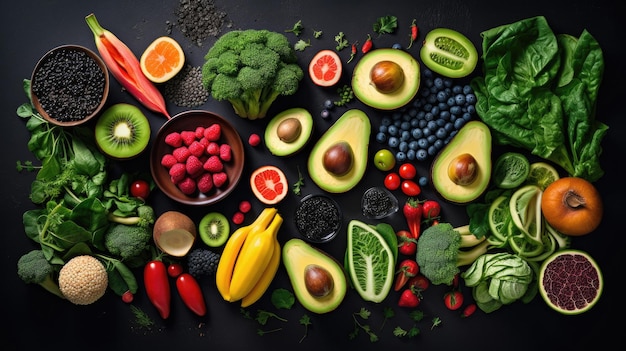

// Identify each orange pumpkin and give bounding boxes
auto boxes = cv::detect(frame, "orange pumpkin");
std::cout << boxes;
[540,177,603,236]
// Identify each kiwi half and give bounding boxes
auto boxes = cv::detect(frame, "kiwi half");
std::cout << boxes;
[198,212,230,247]
[95,103,150,159]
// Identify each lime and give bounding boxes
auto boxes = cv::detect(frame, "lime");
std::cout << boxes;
[346,220,395,303]
[539,249,603,315]
[525,162,560,190]
[492,152,530,189]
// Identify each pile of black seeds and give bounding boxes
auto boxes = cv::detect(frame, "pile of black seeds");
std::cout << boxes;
[162,64,209,107]
[295,196,341,242]
[361,187,398,219]
[170,0,230,46]
[31,48,106,122]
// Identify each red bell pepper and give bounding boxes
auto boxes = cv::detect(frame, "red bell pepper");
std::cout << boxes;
[403,197,423,239]
[176,273,207,316]
[144,260,171,319]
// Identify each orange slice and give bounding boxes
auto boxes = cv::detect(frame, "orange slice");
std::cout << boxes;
[140,36,185,83]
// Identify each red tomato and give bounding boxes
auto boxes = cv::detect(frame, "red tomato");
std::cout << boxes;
[384,172,401,191]
[401,180,421,196]
[396,230,416,256]
[422,199,441,219]
[121,290,134,303]
[167,263,184,278]
[130,179,150,200]
[407,274,430,292]
[443,291,464,310]
[398,163,417,179]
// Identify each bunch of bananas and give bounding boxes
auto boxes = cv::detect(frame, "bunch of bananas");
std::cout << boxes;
[216,208,283,307]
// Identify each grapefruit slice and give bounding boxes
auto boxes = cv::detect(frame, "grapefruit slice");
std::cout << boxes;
[538,249,603,315]
[250,165,288,205]
[309,50,342,87]
[140,36,185,83]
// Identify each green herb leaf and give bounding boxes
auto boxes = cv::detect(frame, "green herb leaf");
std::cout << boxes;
[335,32,349,51]
[271,288,295,309]
[373,15,398,36]
[285,20,304,36]
[292,166,305,195]
[299,314,311,343]
[294,39,311,51]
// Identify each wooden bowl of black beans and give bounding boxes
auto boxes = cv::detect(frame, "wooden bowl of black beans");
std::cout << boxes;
[30,45,109,127]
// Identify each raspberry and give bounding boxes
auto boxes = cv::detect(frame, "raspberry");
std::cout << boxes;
[178,177,197,195]
[195,126,205,139]
[248,133,261,147]
[197,172,214,193]
[164,132,183,147]
[203,155,224,172]
[204,123,221,141]
[198,137,210,148]
[161,153,178,168]
[232,211,245,225]
[219,143,232,162]
[180,130,197,146]
[212,172,228,188]
[206,142,220,155]
[185,155,203,177]
[188,141,205,157]
[169,163,186,184]
[172,146,191,163]
[238,200,252,213]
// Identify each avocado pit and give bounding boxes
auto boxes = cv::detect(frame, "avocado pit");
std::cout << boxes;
[370,60,405,93]
[323,141,354,176]
[304,264,334,297]
[276,117,302,143]
[448,153,478,185]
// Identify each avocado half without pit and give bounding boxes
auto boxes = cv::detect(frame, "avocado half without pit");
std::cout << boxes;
[352,48,420,110]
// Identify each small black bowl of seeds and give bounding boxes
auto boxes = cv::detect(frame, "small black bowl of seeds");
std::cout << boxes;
[30,45,109,127]
[361,187,399,219]
[294,194,342,244]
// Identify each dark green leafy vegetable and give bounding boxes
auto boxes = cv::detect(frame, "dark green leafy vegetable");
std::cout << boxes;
[373,15,398,36]
[471,16,607,182]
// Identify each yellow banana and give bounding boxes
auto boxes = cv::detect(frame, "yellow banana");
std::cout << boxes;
[229,213,283,301]
[215,208,277,301]
[240,238,281,308]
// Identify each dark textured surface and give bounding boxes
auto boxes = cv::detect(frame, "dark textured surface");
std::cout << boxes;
[1,1,623,350]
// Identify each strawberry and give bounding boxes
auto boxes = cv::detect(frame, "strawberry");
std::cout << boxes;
[172,146,191,163]
[188,141,205,157]
[248,133,261,146]
[169,163,186,184]
[212,172,228,188]
[206,142,220,155]
[394,259,419,291]
[203,155,224,172]
[204,123,221,141]
[185,155,203,177]
[443,291,464,310]
[164,132,183,147]
[396,230,417,256]
[219,143,232,162]
[407,274,430,292]
[197,173,214,193]
[161,153,178,168]
[180,130,197,146]
[398,288,421,308]
[177,177,197,194]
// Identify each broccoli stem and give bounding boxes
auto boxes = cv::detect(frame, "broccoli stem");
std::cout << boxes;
[107,213,141,226]
[39,275,65,299]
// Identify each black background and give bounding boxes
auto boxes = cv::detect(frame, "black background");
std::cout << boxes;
[1,1,623,350]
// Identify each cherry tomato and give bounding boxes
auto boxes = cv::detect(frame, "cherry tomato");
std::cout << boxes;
[121,290,134,303]
[167,263,184,278]
[443,290,464,310]
[398,163,417,179]
[422,199,441,219]
[401,180,421,196]
[130,179,150,200]
[384,172,401,191]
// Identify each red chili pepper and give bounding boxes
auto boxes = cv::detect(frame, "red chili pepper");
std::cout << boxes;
[461,303,477,318]
[144,260,171,319]
[361,34,373,54]
[393,259,419,291]
[403,197,423,239]
[347,41,358,63]
[407,19,419,49]
[176,273,207,316]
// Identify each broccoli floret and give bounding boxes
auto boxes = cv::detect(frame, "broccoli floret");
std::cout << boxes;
[416,223,491,286]
[104,223,151,264]
[17,249,64,299]
[186,248,221,278]
[202,29,304,119]
[107,205,155,228]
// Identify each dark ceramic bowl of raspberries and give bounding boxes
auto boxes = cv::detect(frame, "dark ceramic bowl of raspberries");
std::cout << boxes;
[150,110,245,205]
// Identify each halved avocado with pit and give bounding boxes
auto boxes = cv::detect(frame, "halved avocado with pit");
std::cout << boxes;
[265,108,313,157]
[352,48,420,110]
[307,109,371,193]
[430,120,492,204]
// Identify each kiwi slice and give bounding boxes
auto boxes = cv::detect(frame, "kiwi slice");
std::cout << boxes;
[95,103,150,159]
[198,212,230,247]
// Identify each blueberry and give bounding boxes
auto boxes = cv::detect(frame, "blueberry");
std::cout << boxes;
[375,132,387,143]
[452,85,463,94]
[411,128,423,139]
[434,77,444,89]
[381,116,392,126]
[387,125,398,136]
[465,93,476,105]
[455,94,466,105]
[323,99,334,109]
[427,134,437,144]
[423,68,433,78]
[406,149,416,160]
[388,136,399,148]
[463,85,473,95]
[408,140,419,150]
[399,141,409,152]
[427,145,438,156]
[400,130,411,141]
[416,149,428,161]
[454,118,466,129]
[379,124,388,133]
[400,121,411,131]
[396,151,407,162]
[418,176,428,187]
[417,138,429,149]
[392,43,402,49]
[435,127,447,139]
[436,90,448,102]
